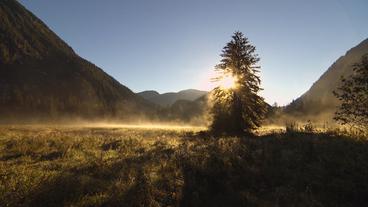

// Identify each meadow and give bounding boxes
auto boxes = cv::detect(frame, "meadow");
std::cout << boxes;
[0,124,367,207]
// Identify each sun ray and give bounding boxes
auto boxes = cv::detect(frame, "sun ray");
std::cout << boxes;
[217,74,237,90]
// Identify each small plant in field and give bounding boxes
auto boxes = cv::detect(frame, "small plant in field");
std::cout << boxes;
[303,120,315,133]
[285,121,299,133]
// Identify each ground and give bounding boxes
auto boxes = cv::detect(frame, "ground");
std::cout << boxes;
[0,124,367,207]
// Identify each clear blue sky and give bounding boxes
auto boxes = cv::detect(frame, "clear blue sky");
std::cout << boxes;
[20,0,368,105]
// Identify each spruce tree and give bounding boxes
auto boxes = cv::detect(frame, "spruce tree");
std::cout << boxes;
[210,31,267,134]
[334,54,368,131]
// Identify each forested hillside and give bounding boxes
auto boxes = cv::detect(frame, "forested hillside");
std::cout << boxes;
[0,0,155,121]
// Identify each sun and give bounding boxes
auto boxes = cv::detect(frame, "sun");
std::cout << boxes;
[218,74,237,89]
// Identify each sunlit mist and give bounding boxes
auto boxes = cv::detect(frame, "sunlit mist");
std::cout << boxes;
[217,74,237,90]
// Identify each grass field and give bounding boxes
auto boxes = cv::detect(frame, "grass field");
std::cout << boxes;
[0,125,367,207]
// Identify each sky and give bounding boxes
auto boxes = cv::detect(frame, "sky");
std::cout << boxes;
[19,0,368,105]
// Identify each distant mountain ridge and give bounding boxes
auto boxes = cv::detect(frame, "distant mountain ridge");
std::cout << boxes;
[138,90,160,100]
[0,0,155,121]
[137,89,208,107]
[286,38,368,118]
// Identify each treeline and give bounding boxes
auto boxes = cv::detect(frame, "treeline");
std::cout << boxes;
[0,56,155,122]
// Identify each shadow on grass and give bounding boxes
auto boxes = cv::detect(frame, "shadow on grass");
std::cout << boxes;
[2,131,368,207]
[20,141,181,207]
[178,131,368,207]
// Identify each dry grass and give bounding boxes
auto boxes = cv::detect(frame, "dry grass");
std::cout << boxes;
[0,125,367,206]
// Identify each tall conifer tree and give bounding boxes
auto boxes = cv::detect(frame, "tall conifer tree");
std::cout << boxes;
[210,31,267,134]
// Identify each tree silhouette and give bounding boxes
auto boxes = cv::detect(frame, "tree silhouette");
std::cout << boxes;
[209,31,267,134]
[334,54,368,131]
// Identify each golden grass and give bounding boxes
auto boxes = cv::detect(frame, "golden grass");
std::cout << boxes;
[0,125,367,206]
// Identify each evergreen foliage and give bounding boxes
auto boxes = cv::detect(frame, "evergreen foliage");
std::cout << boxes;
[210,32,267,134]
[334,55,368,130]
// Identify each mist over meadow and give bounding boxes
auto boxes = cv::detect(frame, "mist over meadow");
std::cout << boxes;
[1,1,368,206]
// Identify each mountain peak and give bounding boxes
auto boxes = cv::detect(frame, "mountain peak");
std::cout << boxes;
[0,0,154,120]
[0,0,75,64]
[138,89,208,107]
[178,89,207,94]
[286,37,368,117]
[137,90,160,100]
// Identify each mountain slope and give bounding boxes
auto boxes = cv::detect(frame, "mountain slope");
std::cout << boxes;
[0,0,155,120]
[286,38,368,117]
[163,94,209,123]
[138,89,207,107]
[137,90,160,100]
